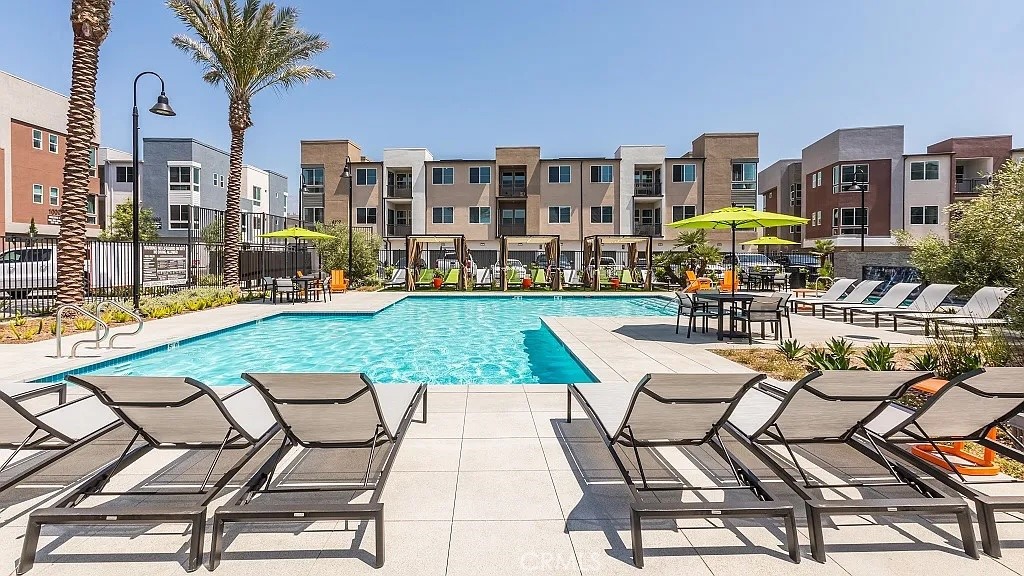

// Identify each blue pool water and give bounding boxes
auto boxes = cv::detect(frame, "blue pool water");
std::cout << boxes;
[53,296,674,386]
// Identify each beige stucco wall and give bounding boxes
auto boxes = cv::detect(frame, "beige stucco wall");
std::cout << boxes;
[903,154,951,240]
[423,162,495,240]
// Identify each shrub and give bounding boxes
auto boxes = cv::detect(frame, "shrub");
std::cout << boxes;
[776,339,806,361]
[908,348,939,372]
[860,342,896,371]
[932,328,985,379]
[805,337,855,371]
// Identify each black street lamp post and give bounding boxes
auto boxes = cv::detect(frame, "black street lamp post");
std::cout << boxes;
[343,156,353,281]
[131,71,175,311]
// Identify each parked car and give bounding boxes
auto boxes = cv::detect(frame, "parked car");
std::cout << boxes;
[722,253,783,275]
[1,244,133,299]
[778,253,822,273]
[491,259,528,279]
[435,252,477,274]
[534,254,574,270]
[588,257,618,267]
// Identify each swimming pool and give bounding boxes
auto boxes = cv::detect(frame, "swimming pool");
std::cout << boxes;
[45,296,675,386]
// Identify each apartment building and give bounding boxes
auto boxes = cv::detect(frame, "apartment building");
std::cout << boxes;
[757,159,802,245]
[142,138,287,238]
[0,70,101,237]
[96,147,137,229]
[299,133,759,254]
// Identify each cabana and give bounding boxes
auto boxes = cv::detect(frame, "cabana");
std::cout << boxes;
[583,235,654,291]
[405,234,468,291]
[499,235,561,290]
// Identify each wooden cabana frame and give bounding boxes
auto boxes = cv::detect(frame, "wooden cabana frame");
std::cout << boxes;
[405,234,468,291]
[583,235,654,291]
[499,235,561,291]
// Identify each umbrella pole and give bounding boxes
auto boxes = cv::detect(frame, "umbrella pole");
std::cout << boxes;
[731,224,737,295]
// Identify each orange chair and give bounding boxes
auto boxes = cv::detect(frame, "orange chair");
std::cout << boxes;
[683,270,712,293]
[719,269,739,292]
[330,269,349,293]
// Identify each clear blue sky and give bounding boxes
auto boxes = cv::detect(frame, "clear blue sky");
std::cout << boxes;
[2,0,1023,212]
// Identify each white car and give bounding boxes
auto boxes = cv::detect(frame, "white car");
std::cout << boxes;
[1,244,134,298]
[435,252,477,274]
[491,259,528,280]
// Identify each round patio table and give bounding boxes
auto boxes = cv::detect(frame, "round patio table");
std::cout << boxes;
[695,292,756,340]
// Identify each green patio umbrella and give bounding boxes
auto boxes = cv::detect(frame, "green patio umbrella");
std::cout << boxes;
[259,227,337,275]
[741,235,799,246]
[668,207,808,293]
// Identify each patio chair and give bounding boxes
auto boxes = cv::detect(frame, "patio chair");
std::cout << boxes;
[567,373,799,566]
[803,280,883,318]
[772,272,790,291]
[318,275,331,302]
[532,267,548,287]
[822,282,920,322]
[273,278,297,304]
[620,268,639,288]
[865,367,1024,559]
[788,278,856,313]
[441,267,460,288]
[732,295,785,342]
[725,370,978,563]
[18,375,280,574]
[562,269,584,288]
[719,269,740,292]
[330,269,349,293]
[211,373,427,570]
[771,291,793,336]
[675,291,718,337]
[844,283,958,327]
[260,276,274,303]
[384,268,408,289]
[891,286,1016,336]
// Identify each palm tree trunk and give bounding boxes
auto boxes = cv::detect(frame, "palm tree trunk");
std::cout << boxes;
[224,103,246,288]
[56,0,111,307]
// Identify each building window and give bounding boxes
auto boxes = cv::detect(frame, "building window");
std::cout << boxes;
[301,166,324,194]
[356,207,377,224]
[731,162,756,190]
[356,168,377,186]
[49,187,59,206]
[31,129,42,149]
[671,205,697,222]
[304,207,324,224]
[116,166,134,183]
[469,166,491,184]
[431,167,454,185]
[910,205,939,225]
[432,206,454,223]
[834,163,869,193]
[32,184,43,204]
[590,165,613,183]
[548,206,571,223]
[169,165,199,191]
[548,165,571,184]
[672,164,696,183]
[169,204,191,230]
[86,196,97,225]
[252,185,262,206]
[838,207,868,233]
[790,183,802,205]
[910,161,940,181]
[469,206,491,224]
[501,208,526,225]
[48,134,59,154]
[590,206,613,223]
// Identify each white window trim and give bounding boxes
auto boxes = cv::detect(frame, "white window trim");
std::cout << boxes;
[356,207,377,224]
[432,205,454,223]
[469,166,492,185]
[590,205,613,223]
[49,187,59,206]
[548,205,572,223]
[31,129,42,149]
[909,160,940,181]
[590,164,614,183]
[671,163,697,183]
[469,206,491,224]
[168,204,192,230]
[48,134,59,154]
[431,167,455,185]
[838,207,868,230]
[32,184,43,204]
[548,165,572,184]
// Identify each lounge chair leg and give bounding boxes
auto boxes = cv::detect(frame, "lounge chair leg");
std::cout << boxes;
[630,508,644,568]
[421,389,428,423]
[675,313,680,334]
[16,516,41,574]
[787,314,792,337]
[957,507,979,559]
[977,501,1000,558]
[784,509,801,563]
[566,389,572,422]
[806,504,827,563]
[375,508,385,568]
[210,516,226,570]
[187,511,206,572]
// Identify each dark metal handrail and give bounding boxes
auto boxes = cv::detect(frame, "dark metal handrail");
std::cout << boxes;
[634,182,662,196]
[387,183,413,198]
[955,178,989,193]
[498,183,527,197]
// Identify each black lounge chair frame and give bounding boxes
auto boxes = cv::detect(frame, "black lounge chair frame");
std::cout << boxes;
[567,375,800,567]
[726,371,979,563]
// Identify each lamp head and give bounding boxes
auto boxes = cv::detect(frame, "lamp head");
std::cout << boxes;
[149,92,175,116]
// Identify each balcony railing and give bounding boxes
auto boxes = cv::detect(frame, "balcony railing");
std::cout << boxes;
[955,178,989,194]
[634,182,662,197]
[386,224,411,237]
[498,183,527,198]
[498,223,526,236]
[634,224,662,237]
[387,182,413,198]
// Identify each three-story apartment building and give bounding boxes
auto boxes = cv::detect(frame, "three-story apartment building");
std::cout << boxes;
[299,133,760,254]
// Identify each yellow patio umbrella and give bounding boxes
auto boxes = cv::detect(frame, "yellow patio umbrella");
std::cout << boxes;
[259,227,337,274]
[741,236,799,246]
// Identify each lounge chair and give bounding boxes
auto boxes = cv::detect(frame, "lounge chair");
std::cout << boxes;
[413,268,435,289]
[562,269,584,288]
[725,371,978,563]
[531,267,548,287]
[474,267,492,288]
[441,267,460,288]
[619,268,640,288]
[866,367,1024,558]
[383,268,407,289]
[788,278,856,313]
[567,373,800,567]
[803,279,883,318]
[891,286,1015,336]
[18,376,280,574]
[719,269,739,292]
[844,282,958,327]
[211,373,426,569]
[822,282,920,322]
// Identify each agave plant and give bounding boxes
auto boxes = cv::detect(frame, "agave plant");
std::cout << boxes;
[860,342,897,371]
[805,337,856,371]
[776,339,806,361]
[909,348,939,372]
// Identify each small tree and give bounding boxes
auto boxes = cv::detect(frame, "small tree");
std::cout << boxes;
[309,222,382,283]
[813,239,834,266]
[200,216,225,245]
[655,230,722,280]
[28,218,38,243]
[99,201,159,241]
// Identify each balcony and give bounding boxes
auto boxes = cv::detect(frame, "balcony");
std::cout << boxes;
[955,178,989,194]
[634,224,662,237]
[634,182,662,197]
[498,223,526,236]
[387,182,413,198]
[498,183,527,198]
[386,224,411,237]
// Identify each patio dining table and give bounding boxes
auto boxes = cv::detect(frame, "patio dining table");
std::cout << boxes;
[695,292,756,341]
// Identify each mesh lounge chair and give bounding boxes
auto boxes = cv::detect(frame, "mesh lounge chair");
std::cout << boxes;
[474,267,491,287]
[211,373,427,569]
[413,268,435,288]
[804,280,882,318]
[788,278,856,313]
[844,283,957,327]
[725,370,978,563]
[562,269,584,288]
[441,267,460,288]
[384,268,407,289]
[567,374,800,567]
[891,286,1015,336]
[866,367,1024,558]
[822,282,920,322]
[18,376,280,574]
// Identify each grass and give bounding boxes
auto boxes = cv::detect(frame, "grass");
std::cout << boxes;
[711,349,808,381]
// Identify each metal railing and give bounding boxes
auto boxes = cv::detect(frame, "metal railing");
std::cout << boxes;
[634,182,662,197]
[386,224,412,237]
[955,178,989,193]
[55,304,108,358]
[633,224,662,237]
[96,300,144,349]
[497,223,527,236]
[497,183,527,197]
[387,183,413,198]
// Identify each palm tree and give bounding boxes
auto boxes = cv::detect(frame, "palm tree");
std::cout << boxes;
[813,238,835,266]
[56,0,113,306]
[167,0,332,287]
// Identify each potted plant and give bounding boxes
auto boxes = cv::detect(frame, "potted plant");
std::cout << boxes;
[610,276,621,289]
[522,276,533,289]
[432,269,443,289]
